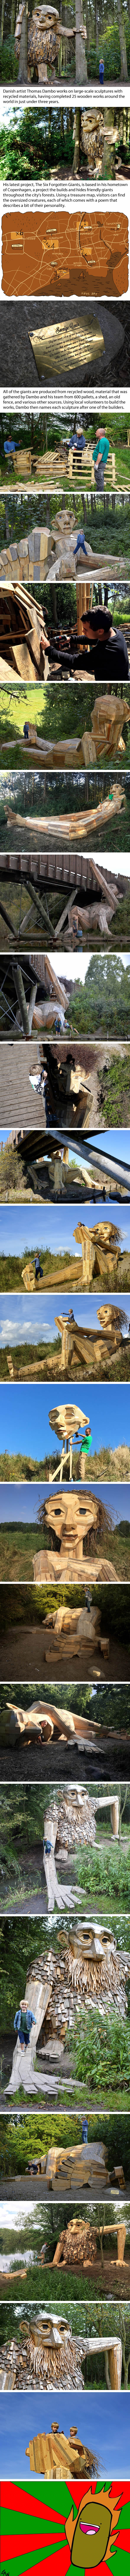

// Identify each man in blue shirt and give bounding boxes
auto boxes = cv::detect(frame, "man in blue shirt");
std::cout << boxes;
[93,427,110,490]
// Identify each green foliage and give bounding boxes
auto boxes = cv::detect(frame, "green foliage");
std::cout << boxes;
[71,2008,130,2098]
[75,1847,130,1908]
[99,1054,130,1124]
[87,18,130,75]
[67,958,130,1039]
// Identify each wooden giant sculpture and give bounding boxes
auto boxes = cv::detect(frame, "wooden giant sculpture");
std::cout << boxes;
[25,2428,97,2476]
[42,1788,119,1911]
[4,698,129,769]
[7,1927,130,2096]
[3,1697,110,1751]
[7,783,126,844]
[2,2313,122,2395]
[48,1401,91,1481]
[33,1488,119,1583]
[43,1598,110,1675]
[51,2210,127,2271]
[1,524,128,588]
[73,1219,123,1285]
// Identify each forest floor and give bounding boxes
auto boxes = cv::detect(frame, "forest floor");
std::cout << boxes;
[0,1732,129,1784]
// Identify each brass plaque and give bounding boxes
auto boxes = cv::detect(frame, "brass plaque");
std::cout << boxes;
[29,318,104,380]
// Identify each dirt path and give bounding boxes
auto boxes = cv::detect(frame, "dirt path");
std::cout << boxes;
[0,1735,128,1783]
[0,1620,129,1683]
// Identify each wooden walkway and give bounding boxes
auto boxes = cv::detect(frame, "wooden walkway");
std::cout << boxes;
[0,1041,46,1127]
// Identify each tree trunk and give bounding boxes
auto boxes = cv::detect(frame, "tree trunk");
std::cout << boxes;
[75,0,86,80]
[123,105,126,144]
[18,0,28,83]
[12,963,30,1036]
[49,583,58,626]
[10,0,14,35]
[5,502,10,542]
[116,0,128,77]
[0,0,5,48]
[82,493,88,529]
[72,107,81,172]
[28,980,37,1032]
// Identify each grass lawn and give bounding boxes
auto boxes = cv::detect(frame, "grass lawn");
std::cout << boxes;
[0,1251,78,1293]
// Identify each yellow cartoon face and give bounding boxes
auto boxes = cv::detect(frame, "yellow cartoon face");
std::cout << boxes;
[66,2498,112,2571]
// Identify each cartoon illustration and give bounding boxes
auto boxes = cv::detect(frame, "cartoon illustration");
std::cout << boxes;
[65,2490,121,2574]
[1,2479,129,2576]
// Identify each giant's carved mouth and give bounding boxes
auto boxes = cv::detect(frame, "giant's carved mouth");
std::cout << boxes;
[80,2530,99,2539]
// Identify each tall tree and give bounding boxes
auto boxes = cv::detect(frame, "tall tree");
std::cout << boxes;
[18,0,28,83]
[116,0,128,76]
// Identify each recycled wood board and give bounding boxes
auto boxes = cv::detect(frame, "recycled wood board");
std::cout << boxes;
[2,213,128,299]
[9,442,123,489]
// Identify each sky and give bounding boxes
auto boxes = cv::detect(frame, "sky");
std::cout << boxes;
[1,1292,130,1350]
[43,952,130,984]
[0,1376,130,1465]
[0,1479,129,1524]
[0,2202,42,2231]
[0,1193,130,1261]
[0,2389,130,2478]
[0,1127,129,1171]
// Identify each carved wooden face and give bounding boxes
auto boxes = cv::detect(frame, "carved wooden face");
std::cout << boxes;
[68,2498,112,2569]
